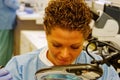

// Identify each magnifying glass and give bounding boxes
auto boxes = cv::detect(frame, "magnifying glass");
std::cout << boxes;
[35,64,103,80]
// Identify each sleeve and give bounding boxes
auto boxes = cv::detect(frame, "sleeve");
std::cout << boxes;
[78,51,120,80]
[98,64,120,80]
[4,57,22,80]
[91,52,120,80]
[4,0,20,11]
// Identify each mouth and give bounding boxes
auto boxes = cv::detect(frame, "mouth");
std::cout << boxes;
[57,59,70,65]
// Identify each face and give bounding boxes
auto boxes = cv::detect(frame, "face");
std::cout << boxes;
[46,27,85,65]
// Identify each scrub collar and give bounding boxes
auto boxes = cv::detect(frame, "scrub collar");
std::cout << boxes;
[39,47,76,66]
[39,47,54,66]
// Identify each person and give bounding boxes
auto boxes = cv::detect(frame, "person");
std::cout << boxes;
[0,0,20,66]
[0,68,13,80]
[0,0,119,80]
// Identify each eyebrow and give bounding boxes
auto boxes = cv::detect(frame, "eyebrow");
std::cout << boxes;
[51,40,83,46]
[51,40,61,44]
[71,43,83,46]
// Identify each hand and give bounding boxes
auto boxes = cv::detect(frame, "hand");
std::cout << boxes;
[0,68,13,80]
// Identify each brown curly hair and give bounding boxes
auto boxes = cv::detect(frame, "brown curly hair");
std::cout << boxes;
[44,0,92,39]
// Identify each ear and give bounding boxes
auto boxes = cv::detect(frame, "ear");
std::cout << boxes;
[44,26,46,31]
[44,26,48,36]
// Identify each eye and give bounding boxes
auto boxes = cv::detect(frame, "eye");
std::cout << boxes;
[71,45,81,49]
[53,44,62,48]
[71,46,79,49]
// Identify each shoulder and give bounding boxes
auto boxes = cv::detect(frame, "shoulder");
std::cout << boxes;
[14,49,40,62]
[76,50,102,64]
[4,48,46,80]
[5,48,44,67]
[76,51,119,80]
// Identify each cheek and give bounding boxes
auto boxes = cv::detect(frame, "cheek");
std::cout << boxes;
[71,46,83,58]
[48,45,59,56]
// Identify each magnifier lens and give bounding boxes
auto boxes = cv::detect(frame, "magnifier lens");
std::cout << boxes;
[36,64,103,80]
[37,73,83,80]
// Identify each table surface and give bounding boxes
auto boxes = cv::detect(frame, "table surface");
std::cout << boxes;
[20,30,47,54]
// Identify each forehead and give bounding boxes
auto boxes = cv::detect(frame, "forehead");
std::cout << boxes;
[47,27,84,44]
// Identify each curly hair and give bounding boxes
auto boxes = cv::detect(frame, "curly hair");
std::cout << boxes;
[44,0,92,39]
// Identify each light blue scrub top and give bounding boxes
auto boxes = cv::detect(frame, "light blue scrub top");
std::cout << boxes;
[5,47,119,80]
[0,0,19,30]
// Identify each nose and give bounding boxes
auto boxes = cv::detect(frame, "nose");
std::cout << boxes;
[60,48,70,58]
